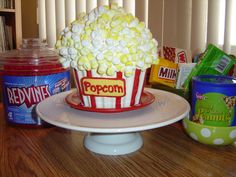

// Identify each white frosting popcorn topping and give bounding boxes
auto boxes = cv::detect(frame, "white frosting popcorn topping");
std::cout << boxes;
[56,3,158,77]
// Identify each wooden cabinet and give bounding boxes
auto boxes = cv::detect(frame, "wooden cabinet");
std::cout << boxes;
[0,0,22,101]
[0,0,22,49]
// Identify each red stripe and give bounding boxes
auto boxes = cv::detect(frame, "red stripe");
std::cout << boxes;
[115,72,123,109]
[74,69,84,105]
[87,70,96,108]
[130,69,141,106]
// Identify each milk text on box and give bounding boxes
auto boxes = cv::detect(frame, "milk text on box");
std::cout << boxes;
[81,77,126,97]
[158,66,177,81]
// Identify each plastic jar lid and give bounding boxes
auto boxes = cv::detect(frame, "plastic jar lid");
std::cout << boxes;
[0,38,68,76]
[192,75,236,87]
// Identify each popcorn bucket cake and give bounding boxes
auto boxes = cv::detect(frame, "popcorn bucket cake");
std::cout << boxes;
[56,3,158,109]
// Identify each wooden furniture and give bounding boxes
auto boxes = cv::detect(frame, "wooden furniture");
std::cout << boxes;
[0,0,22,102]
[0,0,22,49]
[0,104,235,177]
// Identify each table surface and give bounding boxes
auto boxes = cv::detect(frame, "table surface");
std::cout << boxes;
[1,104,236,177]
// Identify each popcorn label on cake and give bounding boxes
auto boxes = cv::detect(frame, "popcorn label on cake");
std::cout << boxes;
[81,77,126,97]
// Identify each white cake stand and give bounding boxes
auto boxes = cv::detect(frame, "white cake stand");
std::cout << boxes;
[36,88,190,155]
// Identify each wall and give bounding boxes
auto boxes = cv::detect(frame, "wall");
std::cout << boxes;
[21,0,38,38]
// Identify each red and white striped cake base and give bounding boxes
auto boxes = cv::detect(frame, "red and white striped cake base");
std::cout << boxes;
[73,68,147,109]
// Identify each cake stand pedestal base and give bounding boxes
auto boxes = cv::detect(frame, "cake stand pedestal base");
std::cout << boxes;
[84,132,143,155]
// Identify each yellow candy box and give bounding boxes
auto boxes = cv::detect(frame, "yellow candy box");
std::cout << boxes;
[149,58,178,88]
